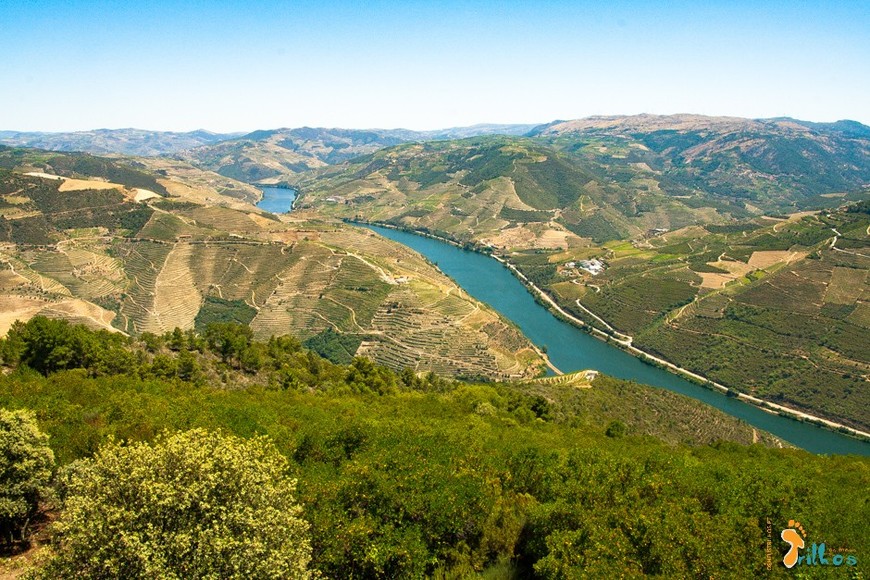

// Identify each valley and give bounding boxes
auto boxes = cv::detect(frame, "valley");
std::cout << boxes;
[3,2,868,576]
[365,223,869,454]
[1,115,868,443]
[277,115,870,436]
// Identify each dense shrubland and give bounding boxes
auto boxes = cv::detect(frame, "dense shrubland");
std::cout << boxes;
[0,318,866,577]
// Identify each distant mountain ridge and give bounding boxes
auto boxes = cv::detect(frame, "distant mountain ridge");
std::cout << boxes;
[0,124,537,170]
[180,124,538,184]
[4,116,867,201]
[527,113,870,136]
[0,128,242,157]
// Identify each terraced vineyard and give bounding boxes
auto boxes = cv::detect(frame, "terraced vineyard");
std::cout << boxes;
[529,206,870,431]
[0,165,543,380]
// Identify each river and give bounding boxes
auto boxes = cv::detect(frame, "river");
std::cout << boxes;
[362,224,869,456]
[257,186,298,213]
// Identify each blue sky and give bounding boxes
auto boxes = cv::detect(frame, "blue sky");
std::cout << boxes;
[1,0,868,131]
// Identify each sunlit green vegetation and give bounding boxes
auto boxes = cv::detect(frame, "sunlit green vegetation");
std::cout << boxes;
[193,295,258,330]
[0,318,866,577]
[540,208,870,431]
[0,408,53,545]
[36,429,313,579]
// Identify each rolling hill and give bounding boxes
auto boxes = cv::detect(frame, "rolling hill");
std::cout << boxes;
[286,116,870,430]
[0,150,543,380]
[180,124,538,184]
[292,114,870,250]
[508,204,870,431]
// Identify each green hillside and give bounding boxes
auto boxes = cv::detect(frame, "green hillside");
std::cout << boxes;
[0,319,867,578]
[511,204,870,431]
[292,115,870,250]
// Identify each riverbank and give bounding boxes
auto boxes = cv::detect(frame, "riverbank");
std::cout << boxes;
[356,220,870,443]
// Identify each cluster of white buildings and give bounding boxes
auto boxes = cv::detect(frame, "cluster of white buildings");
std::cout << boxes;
[565,259,605,276]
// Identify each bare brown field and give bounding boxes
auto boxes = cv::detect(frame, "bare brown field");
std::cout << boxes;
[747,250,805,269]
[535,228,572,250]
[23,172,63,180]
[145,243,201,334]
[697,272,735,289]
[134,189,160,202]
[58,178,124,192]
[40,298,119,332]
[0,266,29,290]
[0,295,47,335]
[657,225,710,243]
[0,294,118,335]
[184,206,265,234]
[709,259,753,277]
[483,225,542,250]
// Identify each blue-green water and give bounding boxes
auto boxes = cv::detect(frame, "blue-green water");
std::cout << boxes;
[257,187,298,213]
[364,224,868,456]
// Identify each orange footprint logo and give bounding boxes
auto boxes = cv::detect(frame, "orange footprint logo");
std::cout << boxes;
[781,520,806,569]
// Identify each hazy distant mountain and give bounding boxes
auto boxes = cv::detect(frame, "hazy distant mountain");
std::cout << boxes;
[414,123,539,140]
[529,114,870,205]
[0,128,241,157]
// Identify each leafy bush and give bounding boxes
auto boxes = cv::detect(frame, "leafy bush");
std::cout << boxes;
[0,408,54,544]
[38,429,313,579]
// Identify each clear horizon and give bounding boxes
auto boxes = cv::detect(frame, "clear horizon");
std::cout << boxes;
[2,0,869,132]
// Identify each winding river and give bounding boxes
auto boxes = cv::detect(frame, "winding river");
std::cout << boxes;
[255,186,866,455]
[363,224,869,456]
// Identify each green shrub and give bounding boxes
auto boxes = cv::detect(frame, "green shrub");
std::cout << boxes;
[38,429,313,579]
[0,408,54,544]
